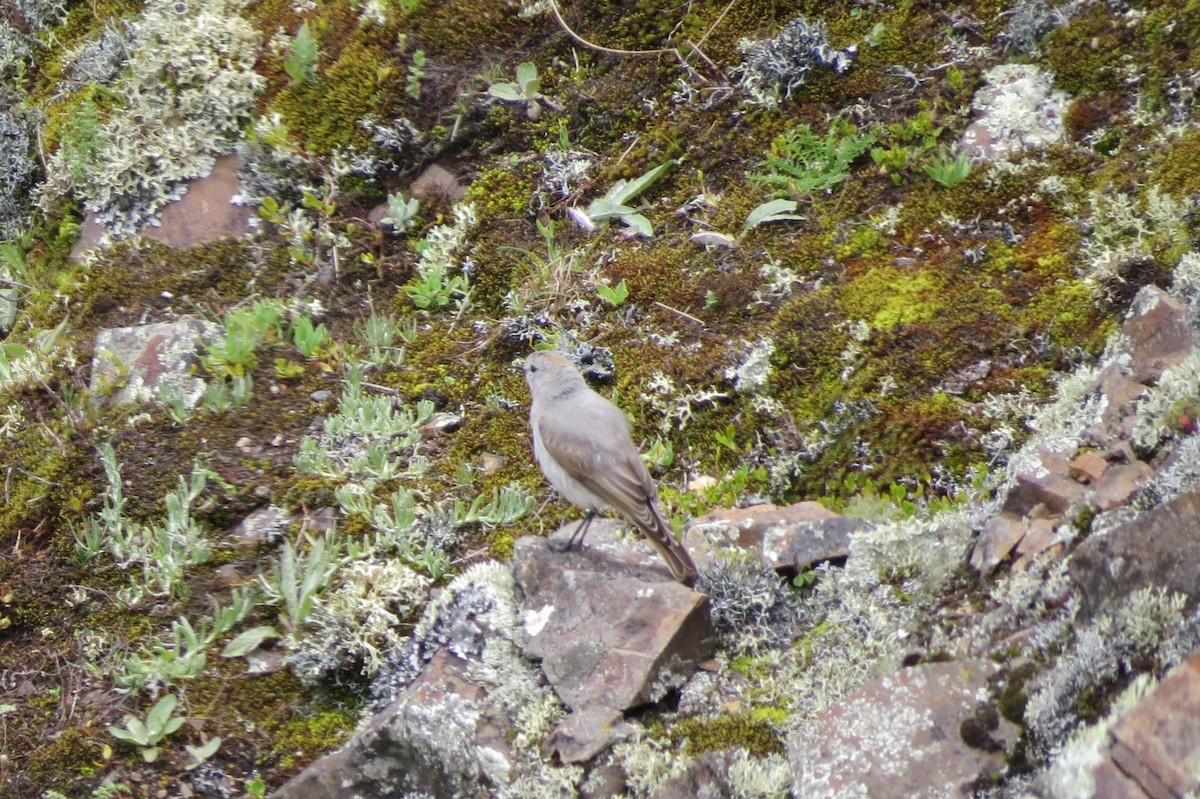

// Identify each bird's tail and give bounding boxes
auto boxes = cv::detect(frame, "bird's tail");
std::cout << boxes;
[640,502,699,587]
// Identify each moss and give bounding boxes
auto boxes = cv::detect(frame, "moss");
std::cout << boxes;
[270,707,356,769]
[22,726,105,790]
[669,711,785,758]
[842,267,941,331]
[1041,5,1133,95]
[1154,128,1200,200]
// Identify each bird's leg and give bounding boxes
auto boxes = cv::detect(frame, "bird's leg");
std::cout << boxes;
[564,512,595,551]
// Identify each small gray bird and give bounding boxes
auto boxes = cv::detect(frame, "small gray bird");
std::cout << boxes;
[523,350,698,586]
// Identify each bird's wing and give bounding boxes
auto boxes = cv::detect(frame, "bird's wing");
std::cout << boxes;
[534,394,658,516]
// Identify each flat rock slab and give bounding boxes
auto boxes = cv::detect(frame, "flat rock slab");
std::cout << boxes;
[273,648,511,799]
[544,705,634,764]
[90,317,220,408]
[1069,488,1200,620]
[790,660,1015,799]
[512,524,714,712]
[1092,650,1200,798]
[1121,285,1194,385]
[71,155,254,259]
[686,502,857,572]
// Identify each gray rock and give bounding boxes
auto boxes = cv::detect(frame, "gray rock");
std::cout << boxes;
[512,522,715,712]
[1070,488,1200,619]
[1121,285,1194,386]
[273,648,512,799]
[89,317,221,408]
[790,660,1016,799]
[544,705,634,764]
[969,512,1029,574]
[960,64,1068,161]
[686,501,854,572]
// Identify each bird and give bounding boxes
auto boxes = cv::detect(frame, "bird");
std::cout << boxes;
[523,350,698,586]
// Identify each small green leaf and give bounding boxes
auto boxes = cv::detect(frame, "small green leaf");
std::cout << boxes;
[221,626,279,658]
[488,83,521,101]
[744,199,803,232]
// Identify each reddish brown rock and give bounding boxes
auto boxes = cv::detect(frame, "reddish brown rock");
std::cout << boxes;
[790,660,1017,798]
[1003,449,1086,516]
[969,513,1029,574]
[512,521,715,712]
[1090,460,1152,511]
[1121,285,1195,386]
[685,501,852,572]
[72,155,253,259]
[1103,651,1200,797]
[1070,488,1200,619]
[1069,451,1110,483]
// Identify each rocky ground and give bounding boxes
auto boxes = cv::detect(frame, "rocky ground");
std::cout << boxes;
[3,0,1200,797]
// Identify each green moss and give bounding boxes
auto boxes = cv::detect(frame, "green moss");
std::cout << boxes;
[843,267,940,331]
[270,707,356,769]
[669,711,785,758]
[1042,5,1133,95]
[1154,129,1200,200]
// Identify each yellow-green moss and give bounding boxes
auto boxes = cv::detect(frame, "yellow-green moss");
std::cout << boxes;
[669,711,785,758]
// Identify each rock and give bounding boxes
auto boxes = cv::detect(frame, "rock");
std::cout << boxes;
[89,317,221,408]
[761,515,862,572]
[648,752,728,799]
[1069,488,1200,619]
[71,155,254,260]
[969,512,1028,574]
[1090,650,1200,798]
[1090,460,1152,511]
[273,648,512,799]
[1069,451,1110,483]
[411,163,469,203]
[790,660,1017,798]
[960,64,1068,161]
[685,502,843,570]
[544,705,634,764]
[1003,448,1086,516]
[580,763,627,799]
[478,452,505,473]
[227,505,292,548]
[419,411,463,438]
[512,521,715,712]
[1084,366,1148,449]
[1121,286,1194,386]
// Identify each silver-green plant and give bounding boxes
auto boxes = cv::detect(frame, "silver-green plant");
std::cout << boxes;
[381,191,420,235]
[259,533,340,631]
[107,693,186,762]
[402,203,476,312]
[356,311,413,367]
[488,61,541,103]
[570,160,674,237]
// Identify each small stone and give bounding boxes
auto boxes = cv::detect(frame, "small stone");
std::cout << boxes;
[310,389,332,402]
[969,513,1028,574]
[1016,516,1057,558]
[581,764,627,799]
[235,436,256,453]
[688,475,718,493]
[270,434,286,447]
[1069,451,1109,483]
[478,452,505,473]
[1091,460,1152,511]
[419,412,464,439]
[544,705,634,764]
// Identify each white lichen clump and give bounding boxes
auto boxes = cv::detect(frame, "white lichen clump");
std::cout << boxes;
[39,0,264,236]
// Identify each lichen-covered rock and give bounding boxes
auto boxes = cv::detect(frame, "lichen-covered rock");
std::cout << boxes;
[1069,488,1200,619]
[685,501,852,573]
[961,64,1069,161]
[789,660,1017,798]
[512,521,715,712]
[89,317,221,408]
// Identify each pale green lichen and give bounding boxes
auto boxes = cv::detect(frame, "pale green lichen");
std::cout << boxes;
[39,0,264,236]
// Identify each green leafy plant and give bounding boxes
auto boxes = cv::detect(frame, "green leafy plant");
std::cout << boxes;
[291,315,328,358]
[572,160,675,236]
[406,49,426,99]
[185,736,222,770]
[596,279,630,307]
[284,23,319,85]
[404,261,471,311]
[488,61,540,103]
[259,534,340,631]
[107,693,186,762]
[923,145,972,187]
[749,114,875,197]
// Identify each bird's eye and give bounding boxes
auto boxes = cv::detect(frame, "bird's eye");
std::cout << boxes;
[529,364,538,373]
